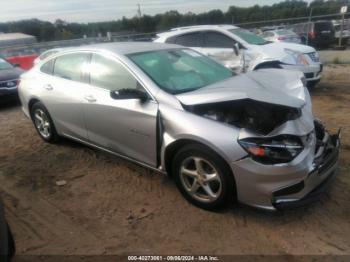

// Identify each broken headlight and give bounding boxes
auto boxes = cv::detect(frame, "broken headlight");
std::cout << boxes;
[238,135,304,164]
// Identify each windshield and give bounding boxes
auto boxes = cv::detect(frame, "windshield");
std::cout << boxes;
[128,49,234,94]
[229,29,269,45]
[0,58,14,70]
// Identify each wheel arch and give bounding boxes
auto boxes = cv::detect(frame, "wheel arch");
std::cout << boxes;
[28,98,41,118]
[163,138,234,180]
[253,60,283,71]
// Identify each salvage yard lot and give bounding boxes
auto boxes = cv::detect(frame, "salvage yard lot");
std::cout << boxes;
[0,65,350,256]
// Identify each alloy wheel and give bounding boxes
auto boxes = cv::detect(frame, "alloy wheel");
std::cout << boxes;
[179,157,222,203]
[33,109,51,138]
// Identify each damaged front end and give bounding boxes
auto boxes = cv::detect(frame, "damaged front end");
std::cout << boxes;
[179,95,340,210]
[272,120,341,210]
[183,99,301,135]
[171,70,340,210]
[184,99,307,165]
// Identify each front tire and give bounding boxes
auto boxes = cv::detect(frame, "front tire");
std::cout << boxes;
[30,102,59,143]
[306,79,320,89]
[172,144,236,210]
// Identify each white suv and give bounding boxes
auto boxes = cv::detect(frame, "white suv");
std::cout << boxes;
[154,25,322,87]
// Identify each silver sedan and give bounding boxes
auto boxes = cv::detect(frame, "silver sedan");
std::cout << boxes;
[18,42,340,211]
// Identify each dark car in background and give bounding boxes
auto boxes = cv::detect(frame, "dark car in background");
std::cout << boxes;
[0,199,15,262]
[290,21,335,48]
[0,57,23,100]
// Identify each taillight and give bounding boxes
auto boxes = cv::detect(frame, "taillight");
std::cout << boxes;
[308,31,316,39]
[278,36,286,41]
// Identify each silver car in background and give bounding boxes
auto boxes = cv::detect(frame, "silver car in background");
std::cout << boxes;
[261,29,302,44]
[18,42,340,211]
[154,25,323,88]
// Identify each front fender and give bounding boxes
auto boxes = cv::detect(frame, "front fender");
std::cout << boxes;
[158,104,247,172]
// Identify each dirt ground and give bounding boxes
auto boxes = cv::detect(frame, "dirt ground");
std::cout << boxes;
[0,65,350,257]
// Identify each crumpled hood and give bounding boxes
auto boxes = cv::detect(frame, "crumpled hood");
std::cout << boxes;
[176,69,306,108]
[251,42,316,62]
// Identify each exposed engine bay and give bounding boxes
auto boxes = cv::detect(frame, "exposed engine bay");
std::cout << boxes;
[184,99,302,135]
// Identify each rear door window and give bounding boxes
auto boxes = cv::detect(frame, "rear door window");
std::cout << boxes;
[203,31,235,48]
[53,53,89,82]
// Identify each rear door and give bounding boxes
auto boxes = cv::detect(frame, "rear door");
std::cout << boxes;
[83,53,159,166]
[38,52,90,140]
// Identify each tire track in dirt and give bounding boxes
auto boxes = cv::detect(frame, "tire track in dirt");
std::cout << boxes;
[0,176,105,255]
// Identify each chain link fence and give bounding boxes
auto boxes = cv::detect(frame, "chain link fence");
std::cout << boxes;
[1,11,349,59]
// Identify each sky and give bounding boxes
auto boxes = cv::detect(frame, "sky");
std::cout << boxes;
[0,0,313,23]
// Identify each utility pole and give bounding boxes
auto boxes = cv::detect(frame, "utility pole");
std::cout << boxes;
[306,7,313,45]
[137,3,142,18]
[339,6,348,47]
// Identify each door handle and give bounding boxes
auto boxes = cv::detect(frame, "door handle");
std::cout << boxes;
[84,95,97,103]
[43,84,53,91]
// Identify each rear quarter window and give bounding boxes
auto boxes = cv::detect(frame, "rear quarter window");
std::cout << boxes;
[40,59,54,75]
[172,33,203,47]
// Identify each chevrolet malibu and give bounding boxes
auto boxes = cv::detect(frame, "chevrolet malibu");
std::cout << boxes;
[18,42,340,211]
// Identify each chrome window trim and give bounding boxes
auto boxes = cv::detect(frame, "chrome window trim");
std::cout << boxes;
[37,49,157,103]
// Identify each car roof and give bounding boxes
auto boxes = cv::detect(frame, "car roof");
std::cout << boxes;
[57,42,181,56]
[157,24,238,38]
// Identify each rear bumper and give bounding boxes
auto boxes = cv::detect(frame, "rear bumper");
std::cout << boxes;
[272,129,340,210]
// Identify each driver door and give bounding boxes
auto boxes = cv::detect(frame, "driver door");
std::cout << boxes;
[83,53,158,167]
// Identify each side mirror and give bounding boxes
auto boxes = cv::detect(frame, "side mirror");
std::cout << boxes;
[233,43,240,56]
[110,88,148,102]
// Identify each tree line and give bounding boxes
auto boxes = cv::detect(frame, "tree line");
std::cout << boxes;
[0,0,349,42]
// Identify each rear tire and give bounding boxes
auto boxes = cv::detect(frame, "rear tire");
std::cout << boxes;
[172,144,236,211]
[30,102,59,143]
[6,224,15,260]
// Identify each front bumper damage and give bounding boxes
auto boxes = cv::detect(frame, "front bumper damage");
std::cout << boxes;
[231,120,341,211]
[281,63,322,83]
[272,128,340,210]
